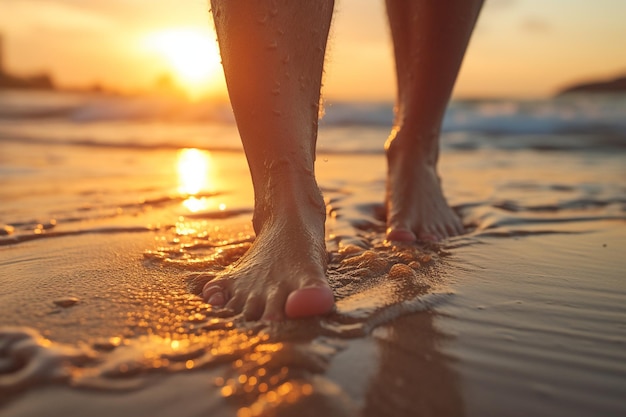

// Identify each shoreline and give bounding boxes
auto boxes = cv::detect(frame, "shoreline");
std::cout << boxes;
[1,144,625,416]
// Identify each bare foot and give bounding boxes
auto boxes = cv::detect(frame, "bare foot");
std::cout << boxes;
[385,133,464,243]
[201,175,334,321]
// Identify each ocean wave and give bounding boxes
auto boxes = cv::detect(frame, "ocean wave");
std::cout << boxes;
[2,91,626,137]
[2,127,626,155]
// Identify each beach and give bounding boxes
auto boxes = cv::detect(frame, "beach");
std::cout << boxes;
[1,91,626,417]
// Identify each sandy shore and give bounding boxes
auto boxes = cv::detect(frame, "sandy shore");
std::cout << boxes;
[1,146,625,417]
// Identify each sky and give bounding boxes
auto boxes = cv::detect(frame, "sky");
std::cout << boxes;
[0,0,625,100]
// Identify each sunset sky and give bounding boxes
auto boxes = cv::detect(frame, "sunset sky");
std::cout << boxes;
[1,0,625,100]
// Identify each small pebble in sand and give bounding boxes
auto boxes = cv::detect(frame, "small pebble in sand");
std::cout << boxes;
[396,250,417,263]
[387,263,417,281]
[340,250,389,274]
[53,297,79,308]
[408,261,421,270]
[341,250,375,267]
[338,244,364,255]
[419,254,432,263]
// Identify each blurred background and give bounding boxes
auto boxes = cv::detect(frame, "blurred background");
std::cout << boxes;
[1,0,625,100]
[1,0,626,157]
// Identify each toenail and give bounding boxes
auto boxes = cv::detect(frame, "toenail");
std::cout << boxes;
[203,285,226,306]
[207,292,226,307]
[420,233,439,242]
[285,286,335,319]
[386,228,417,243]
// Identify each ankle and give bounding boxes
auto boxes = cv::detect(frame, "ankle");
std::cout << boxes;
[386,129,440,168]
[251,163,326,234]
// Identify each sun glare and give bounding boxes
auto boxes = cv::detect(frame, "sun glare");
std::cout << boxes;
[144,28,223,98]
[177,148,214,212]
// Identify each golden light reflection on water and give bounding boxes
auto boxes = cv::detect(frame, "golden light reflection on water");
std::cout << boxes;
[182,197,208,213]
[215,341,318,417]
[110,303,318,415]
[177,148,214,212]
[177,148,212,195]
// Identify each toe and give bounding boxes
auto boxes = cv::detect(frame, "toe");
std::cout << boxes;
[285,286,334,319]
[261,289,288,321]
[242,295,264,321]
[417,226,441,243]
[202,284,228,308]
[225,292,246,312]
[386,227,417,243]
[445,216,465,237]
[207,291,226,307]
[454,218,465,236]
[436,224,449,240]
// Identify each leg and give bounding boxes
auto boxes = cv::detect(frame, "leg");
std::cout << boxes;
[203,0,335,320]
[385,0,483,242]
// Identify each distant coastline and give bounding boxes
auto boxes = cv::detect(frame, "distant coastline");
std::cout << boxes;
[0,67,180,96]
[0,32,55,91]
[556,73,626,96]
[0,69,55,90]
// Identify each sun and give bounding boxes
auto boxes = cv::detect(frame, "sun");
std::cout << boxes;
[144,28,224,98]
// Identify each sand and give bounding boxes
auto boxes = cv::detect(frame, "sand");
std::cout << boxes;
[1,142,625,417]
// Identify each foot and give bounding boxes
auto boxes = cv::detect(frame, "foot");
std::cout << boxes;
[201,176,334,321]
[385,135,464,243]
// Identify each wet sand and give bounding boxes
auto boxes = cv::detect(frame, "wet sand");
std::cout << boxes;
[1,144,625,417]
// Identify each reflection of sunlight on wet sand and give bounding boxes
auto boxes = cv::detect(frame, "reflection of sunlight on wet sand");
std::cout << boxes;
[178,148,212,195]
[182,196,208,213]
[177,148,215,213]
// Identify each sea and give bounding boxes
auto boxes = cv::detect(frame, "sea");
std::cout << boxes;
[1,89,625,242]
[1,90,626,153]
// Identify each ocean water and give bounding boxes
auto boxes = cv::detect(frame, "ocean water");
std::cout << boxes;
[1,90,626,153]
[1,89,625,244]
